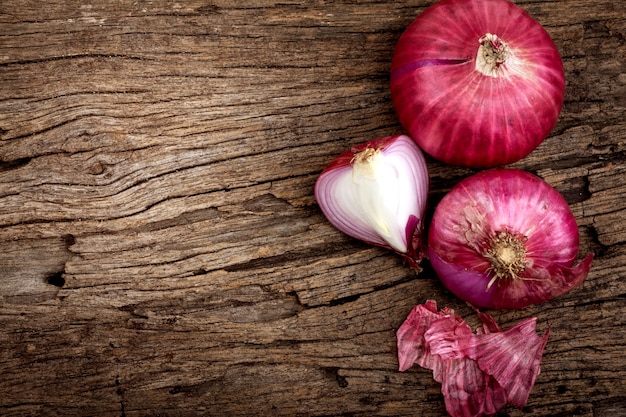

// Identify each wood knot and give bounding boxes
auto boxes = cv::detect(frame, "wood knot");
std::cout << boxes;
[88,162,105,175]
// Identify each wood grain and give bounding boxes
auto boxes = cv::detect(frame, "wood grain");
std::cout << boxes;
[1,1,625,416]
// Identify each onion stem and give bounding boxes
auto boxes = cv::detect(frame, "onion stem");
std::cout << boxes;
[475,33,510,77]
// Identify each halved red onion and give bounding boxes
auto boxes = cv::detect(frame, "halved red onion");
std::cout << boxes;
[391,0,566,168]
[428,169,593,309]
[314,135,429,269]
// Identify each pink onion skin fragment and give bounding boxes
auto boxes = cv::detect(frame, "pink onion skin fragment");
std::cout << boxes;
[427,316,549,408]
[458,318,550,408]
[397,300,550,416]
[439,358,508,417]
[396,300,449,372]
[472,305,501,334]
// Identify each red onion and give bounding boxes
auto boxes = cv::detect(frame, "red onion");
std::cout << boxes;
[390,0,566,168]
[314,135,429,269]
[428,169,593,309]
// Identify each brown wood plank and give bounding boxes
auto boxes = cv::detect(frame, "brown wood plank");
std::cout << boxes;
[1,0,625,416]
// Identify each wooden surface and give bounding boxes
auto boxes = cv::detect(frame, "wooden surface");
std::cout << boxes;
[1,1,625,416]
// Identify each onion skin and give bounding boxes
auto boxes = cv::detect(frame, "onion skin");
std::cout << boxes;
[391,0,566,168]
[314,135,429,269]
[397,300,549,416]
[428,169,593,309]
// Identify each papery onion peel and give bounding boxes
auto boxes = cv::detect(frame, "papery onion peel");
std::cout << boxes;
[397,300,549,417]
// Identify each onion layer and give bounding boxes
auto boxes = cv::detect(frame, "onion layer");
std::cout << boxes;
[314,135,429,268]
[391,0,566,168]
[428,169,593,309]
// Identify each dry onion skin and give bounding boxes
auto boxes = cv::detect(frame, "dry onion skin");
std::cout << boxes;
[397,300,549,417]
[428,169,593,309]
[391,0,566,168]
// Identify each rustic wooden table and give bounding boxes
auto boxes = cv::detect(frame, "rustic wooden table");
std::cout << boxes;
[1,1,624,416]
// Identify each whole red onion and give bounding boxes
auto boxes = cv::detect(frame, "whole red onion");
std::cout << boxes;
[428,169,593,309]
[391,0,566,168]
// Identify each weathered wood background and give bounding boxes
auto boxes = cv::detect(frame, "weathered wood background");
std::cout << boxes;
[1,1,625,416]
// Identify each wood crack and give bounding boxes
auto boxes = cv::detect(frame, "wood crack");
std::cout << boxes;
[0,53,154,67]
